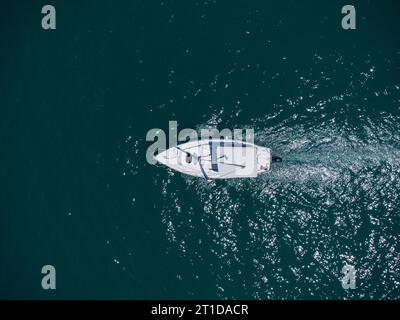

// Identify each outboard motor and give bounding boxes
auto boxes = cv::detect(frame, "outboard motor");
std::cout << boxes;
[272,155,282,163]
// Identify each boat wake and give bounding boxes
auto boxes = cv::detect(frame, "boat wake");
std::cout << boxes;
[156,113,400,299]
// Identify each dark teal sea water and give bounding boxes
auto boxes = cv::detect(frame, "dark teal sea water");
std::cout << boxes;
[1,0,400,299]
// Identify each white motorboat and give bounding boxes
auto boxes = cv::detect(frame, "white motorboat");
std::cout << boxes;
[155,139,281,179]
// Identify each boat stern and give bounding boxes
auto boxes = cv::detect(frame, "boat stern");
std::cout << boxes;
[256,147,272,172]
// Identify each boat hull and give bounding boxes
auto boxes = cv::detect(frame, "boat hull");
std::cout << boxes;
[155,139,271,179]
